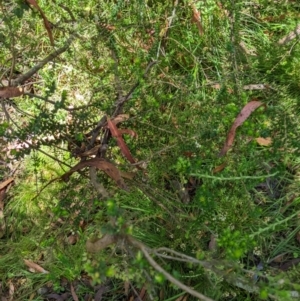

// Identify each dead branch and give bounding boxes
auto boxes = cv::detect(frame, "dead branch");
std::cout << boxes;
[278,24,300,45]
[11,35,76,87]
[112,60,157,117]
[127,237,215,301]
[89,166,109,198]
[88,60,157,158]
[25,93,95,111]
[160,0,179,55]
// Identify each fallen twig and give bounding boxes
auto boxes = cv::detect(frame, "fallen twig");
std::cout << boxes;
[278,24,300,45]
[127,237,215,301]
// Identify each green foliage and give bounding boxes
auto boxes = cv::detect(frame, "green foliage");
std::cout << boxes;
[0,0,300,300]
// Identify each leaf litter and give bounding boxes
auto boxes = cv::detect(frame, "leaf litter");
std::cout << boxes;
[219,100,264,156]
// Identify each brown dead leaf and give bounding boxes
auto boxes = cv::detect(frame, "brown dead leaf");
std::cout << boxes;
[255,137,272,146]
[25,0,54,46]
[79,145,101,157]
[0,220,5,240]
[219,100,264,156]
[0,87,23,98]
[271,253,286,263]
[208,234,217,251]
[0,189,6,209]
[278,258,300,271]
[159,290,164,301]
[94,285,109,301]
[70,283,79,301]
[212,162,226,174]
[124,281,130,296]
[191,3,204,36]
[86,234,116,253]
[61,158,128,190]
[107,118,137,166]
[138,285,147,300]
[8,280,14,301]
[211,83,221,89]
[67,234,78,245]
[24,259,49,274]
[278,24,300,45]
[0,178,14,191]
[111,114,130,125]
[118,129,138,138]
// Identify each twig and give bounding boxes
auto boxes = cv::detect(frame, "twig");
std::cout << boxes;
[25,93,57,105]
[159,0,179,56]
[190,172,279,181]
[25,140,73,168]
[127,237,215,301]
[30,176,61,201]
[11,35,76,86]
[278,24,300,45]
[1,100,10,122]
[58,4,76,22]
[155,247,212,268]
[111,48,122,101]
[89,166,109,198]
[89,115,107,146]
[25,93,94,111]
[112,60,157,117]
[87,60,157,156]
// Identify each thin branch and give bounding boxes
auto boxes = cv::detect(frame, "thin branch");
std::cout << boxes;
[111,48,122,101]
[30,176,61,201]
[154,247,212,268]
[11,35,76,86]
[89,166,109,198]
[159,0,179,56]
[86,60,157,154]
[112,60,157,117]
[128,237,215,301]
[58,4,76,22]
[1,100,10,122]
[89,115,107,146]
[25,93,57,106]
[25,93,94,111]
[278,24,300,45]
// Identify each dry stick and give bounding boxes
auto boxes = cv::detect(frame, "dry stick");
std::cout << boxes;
[11,35,76,87]
[25,93,94,111]
[89,59,157,146]
[89,166,109,198]
[89,115,107,147]
[278,24,300,45]
[95,60,157,159]
[159,0,179,57]
[58,4,76,22]
[112,60,157,117]
[111,48,122,101]
[128,237,215,301]
[1,100,10,122]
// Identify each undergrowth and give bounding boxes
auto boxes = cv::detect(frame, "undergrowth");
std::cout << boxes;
[0,0,300,300]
